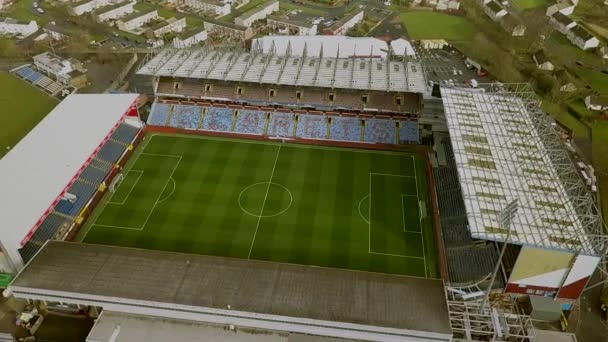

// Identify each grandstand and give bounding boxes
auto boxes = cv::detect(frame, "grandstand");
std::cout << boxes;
[138,46,426,114]
[0,94,141,271]
[434,85,606,308]
[12,65,68,97]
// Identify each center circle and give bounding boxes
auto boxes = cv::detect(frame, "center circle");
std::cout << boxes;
[238,182,293,218]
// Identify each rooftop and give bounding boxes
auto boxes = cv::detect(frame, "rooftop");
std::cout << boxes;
[440,86,601,255]
[204,17,249,31]
[551,11,574,26]
[0,94,137,250]
[10,241,452,338]
[252,35,389,58]
[137,46,427,93]
[327,9,363,32]
[569,25,595,40]
[119,9,157,23]
[178,27,206,39]
[235,0,278,21]
[486,1,505,13]
[95,1,135,15]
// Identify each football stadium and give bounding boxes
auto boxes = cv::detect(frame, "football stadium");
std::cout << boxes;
[2,37,607,341]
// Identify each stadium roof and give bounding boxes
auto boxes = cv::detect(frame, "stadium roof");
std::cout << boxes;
[0,94,138,249]
[88,311,361,342]
[251,36,388,59]
[440,86,600,255]
[11,241,452,341]
[137,46,427,94]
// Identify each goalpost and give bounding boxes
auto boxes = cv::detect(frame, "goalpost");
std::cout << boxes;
[109,173,124,193]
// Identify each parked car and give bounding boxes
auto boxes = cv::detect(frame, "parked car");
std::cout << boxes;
[36,7,44,13]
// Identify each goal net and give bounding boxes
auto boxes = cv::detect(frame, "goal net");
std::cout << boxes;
[109,173,124,193]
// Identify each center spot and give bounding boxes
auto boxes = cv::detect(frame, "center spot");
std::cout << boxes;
[238,182,293,218]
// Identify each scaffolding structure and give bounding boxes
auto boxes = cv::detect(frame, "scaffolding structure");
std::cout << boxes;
[446,279,536,341]
[137,44,427,94]
[440,84,606,256]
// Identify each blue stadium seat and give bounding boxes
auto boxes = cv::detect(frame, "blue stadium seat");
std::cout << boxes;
[169,105,202,129]
[399,121,419,143]
[97,141,125,164]
[364,119,397,144]
[330,117,361,142]
[66,181,96,216]
[112,123,139,144]
[18,213,71,264]
[202,107,234,132]
[296,115,328,139]
[234,110,266,135]
[148,103,171,126]
[79,164,108,184]
[267,112,295,137]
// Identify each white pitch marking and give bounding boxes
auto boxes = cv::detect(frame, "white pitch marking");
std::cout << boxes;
[248,145,282,259]
[108,170,143,205]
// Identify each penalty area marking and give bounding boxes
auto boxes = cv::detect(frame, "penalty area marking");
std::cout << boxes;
[358,195,370,224]
[90,154,182,232]
[108,170,143,205]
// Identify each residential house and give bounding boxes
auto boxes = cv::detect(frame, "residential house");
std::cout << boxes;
[94,0,136,22]
[147,17,186,38]
[548,12,576,34]
[69,0,114,16]
[435,0,460,10]
[173,27,207,48]
[324,10,364,35]
[184,0,231,16]
[32,52,88,88]
[532,50,554,71]
[483,1,508,21]
[566,25,599,50]
[546,1,576,16]
[203,19,252,40]
[267,14,318,36]
[116,9,159,32]
[584,95,608,111]
[0,17,38,38]
[234,0,278,27]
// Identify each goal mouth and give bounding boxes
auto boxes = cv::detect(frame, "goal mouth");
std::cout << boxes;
[109,173,124,193]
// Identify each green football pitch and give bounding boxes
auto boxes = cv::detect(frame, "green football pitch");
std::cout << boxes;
[82,134,439,278]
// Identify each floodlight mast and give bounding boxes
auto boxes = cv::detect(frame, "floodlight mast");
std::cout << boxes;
[480,199,519,311]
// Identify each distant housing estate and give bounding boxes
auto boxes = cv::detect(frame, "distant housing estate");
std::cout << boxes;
[173,27,207,48]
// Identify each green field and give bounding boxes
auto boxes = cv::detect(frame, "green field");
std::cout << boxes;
[0,72,58,158]
[400,11,476,41]
[82,134,439,278]
[512,0,547,9]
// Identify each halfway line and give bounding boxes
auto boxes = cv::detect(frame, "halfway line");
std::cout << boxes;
[248,145,282,259]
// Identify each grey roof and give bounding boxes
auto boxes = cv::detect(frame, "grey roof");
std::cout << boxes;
[486,1,504,13]
[119,9,157,23]
[11,241,451,336]
[569,25,595,41]
[95,1,134,15]
[137,47,427,93]
[552,12,573,26]
[327,10,363,32]
[236,0,278,21]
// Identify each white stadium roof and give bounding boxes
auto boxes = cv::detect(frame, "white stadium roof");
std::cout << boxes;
[251,35,389,59]
[441,87,598,255]
[137,47,427,94]
[0,94,138,250]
